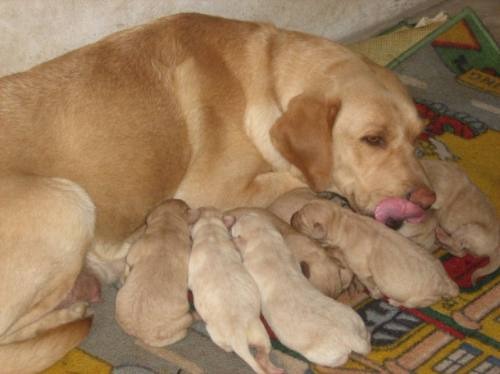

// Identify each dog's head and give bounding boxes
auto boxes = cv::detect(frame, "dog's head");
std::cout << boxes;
[271,61,434,226]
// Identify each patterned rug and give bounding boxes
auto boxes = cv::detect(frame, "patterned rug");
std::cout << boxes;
[44,8,499,374]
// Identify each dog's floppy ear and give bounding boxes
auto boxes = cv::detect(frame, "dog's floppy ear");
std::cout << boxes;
[270,93,340,191]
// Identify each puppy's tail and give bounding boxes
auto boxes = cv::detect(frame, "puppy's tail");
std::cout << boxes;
[471,246,500,285]
[232,319,284,374]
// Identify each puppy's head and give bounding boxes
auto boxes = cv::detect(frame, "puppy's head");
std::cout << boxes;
[291,201,335,241]
[270,60,434,226]
[291,236,351,298]
[231,212,267,234]
[231,213,270,254]
[191,207,233,234]
[147,198,192,225]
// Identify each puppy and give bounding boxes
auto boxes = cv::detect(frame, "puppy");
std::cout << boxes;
[115,199,194,347]
[267,188,319,223]
[421,159,500,283]
[232,213,370,368]
[189,207,282,374]
[267,188,351,223]
[227,207,353,297]
[292,200,459,308]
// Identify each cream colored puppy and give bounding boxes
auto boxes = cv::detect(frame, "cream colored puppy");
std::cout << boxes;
[232,213,370,368]
[268,188,351,223]
[115,199,194,347]
[292,200,459,308]
[421,159,500,283]
[227,207,353,297]
[267,188,319,223]
[189,207,283,374]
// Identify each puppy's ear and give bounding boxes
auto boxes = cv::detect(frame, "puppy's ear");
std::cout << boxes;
[223,215,236,229]
[311,221,327,240]
[187,208,200,225]
[271,93,340,191]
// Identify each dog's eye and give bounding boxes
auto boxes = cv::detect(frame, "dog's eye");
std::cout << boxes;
[361,135,385,147]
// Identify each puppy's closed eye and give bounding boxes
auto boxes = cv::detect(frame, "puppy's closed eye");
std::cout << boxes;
[361,135,385,148]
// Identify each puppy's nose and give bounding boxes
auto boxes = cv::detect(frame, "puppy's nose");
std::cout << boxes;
[408,186,436,210]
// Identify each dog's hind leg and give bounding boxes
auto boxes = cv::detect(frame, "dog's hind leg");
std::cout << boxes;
[0,175,96,371]
[0,317,93,374]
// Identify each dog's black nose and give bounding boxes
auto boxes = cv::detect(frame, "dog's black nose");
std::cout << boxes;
[385,217,403,230]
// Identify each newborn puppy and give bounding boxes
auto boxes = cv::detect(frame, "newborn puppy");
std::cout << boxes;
[268,188,351,223]
[189,207,282,374]
[292,200,459,308]
[115,199,194,346]
[421,159,500,283]
[398,210,439,251]
[227,207,353,297]
[232,213,370,368]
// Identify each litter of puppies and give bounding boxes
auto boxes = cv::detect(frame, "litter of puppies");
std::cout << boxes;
[116,160,499,373]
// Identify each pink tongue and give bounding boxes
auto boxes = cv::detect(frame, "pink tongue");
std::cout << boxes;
[374,197,426,224]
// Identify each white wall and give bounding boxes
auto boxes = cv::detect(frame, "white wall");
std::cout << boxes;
[0,0,442,76]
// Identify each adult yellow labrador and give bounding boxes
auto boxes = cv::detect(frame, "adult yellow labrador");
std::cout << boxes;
[0,13,435,372]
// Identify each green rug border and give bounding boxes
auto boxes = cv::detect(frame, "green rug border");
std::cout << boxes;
[387,7,499,69]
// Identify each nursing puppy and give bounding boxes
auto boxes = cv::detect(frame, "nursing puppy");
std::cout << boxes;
[232,213,370,368]
[421,159,500,283]
[227,207,353,297]
[115,199,194,347]
[267,188,319,223]
[189,207,282,374]
[292,200,459,308]
[268,188,351,223]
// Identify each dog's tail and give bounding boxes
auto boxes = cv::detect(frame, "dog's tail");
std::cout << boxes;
[471,246,500,285]
[0,317,92,374]
[232,319,284,374]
